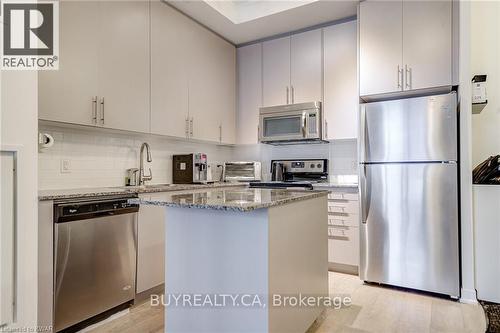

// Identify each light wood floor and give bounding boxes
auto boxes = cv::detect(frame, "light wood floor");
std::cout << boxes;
[87,272,486,333]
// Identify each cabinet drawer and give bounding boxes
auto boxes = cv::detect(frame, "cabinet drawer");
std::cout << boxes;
[328,200,359,214]
[328,226,359,266]
[328,215,359,227]
[328,192,358,201]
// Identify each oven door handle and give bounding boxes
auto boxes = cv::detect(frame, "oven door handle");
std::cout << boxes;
[301,112,307,138]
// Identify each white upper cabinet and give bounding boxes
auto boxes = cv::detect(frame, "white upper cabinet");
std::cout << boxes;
[402,0,452,91]
[150,1,190,138]
[39,0,150,133]
[236,44,262,145]
[359,0,453,98]
[188,22,236,144]
[40,1,236,143]
[359,0,403,97]
[262,37,290,107]
[38,1,100,126]
[290,29,323,104]
[323,21,358,140]
[262,30,322,107]
[98,0,150,133]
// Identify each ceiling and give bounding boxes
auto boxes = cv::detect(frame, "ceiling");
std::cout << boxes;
[166,0,359,45]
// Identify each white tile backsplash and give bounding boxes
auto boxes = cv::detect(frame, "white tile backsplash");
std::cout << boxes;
[38,124,358,189]
[38,125,234,190]
[232,140,358,181]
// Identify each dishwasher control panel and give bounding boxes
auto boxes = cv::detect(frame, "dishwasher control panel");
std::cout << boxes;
[54,195,139,223]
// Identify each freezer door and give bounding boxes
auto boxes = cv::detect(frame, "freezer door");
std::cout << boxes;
[360,93,457,163]
[359,163,459,297]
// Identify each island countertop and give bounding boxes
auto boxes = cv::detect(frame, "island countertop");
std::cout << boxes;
[38,182,245,201]
[129,187,328,212]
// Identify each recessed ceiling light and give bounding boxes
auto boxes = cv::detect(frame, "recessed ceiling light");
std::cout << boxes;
[204,0,318,24]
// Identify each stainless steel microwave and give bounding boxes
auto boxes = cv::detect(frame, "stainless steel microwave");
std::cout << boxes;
[258,102,322,143]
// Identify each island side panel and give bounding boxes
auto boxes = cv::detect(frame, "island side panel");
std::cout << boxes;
[164,207,269,333]
[268,196,329,333]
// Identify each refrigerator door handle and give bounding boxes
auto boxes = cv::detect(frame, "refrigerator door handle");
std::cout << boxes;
[359,104,367,163]
[360,164,370,224]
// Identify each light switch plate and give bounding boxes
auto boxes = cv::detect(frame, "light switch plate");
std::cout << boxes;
[61,159,71,173]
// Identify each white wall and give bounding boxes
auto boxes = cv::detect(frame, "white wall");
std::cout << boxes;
[1,71,39,328]
[38,124,234,190]
[471,1,500,166]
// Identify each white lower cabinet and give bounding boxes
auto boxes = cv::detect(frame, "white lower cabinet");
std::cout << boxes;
[474,185,500,303]
[328,226,359,267]
[326,188,360,274]
[137,194,165,294]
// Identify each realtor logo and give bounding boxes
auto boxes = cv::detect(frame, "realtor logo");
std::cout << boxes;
[1,0,59,70]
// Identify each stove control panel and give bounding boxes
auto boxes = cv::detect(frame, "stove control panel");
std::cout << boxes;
[273,159,327,174]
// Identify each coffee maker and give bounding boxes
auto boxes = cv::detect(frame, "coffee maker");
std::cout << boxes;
[172,153,209,184]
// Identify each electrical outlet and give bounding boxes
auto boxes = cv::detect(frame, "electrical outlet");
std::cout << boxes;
[61,159,71,173]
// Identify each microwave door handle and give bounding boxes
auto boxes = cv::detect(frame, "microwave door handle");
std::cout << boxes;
[301,112,307,138]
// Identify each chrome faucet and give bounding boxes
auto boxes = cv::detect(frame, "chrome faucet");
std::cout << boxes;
[139,142,153,185]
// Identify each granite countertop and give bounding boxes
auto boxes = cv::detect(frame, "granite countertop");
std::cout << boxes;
[38,182,246,201]
[129,187,329,212]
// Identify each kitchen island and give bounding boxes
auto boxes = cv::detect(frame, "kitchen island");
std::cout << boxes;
[131,187,329,333]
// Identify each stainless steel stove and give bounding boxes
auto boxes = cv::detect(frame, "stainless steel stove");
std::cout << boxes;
[249,159,328,190]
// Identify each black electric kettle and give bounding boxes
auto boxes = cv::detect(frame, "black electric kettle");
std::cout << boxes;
[271,162,285,181]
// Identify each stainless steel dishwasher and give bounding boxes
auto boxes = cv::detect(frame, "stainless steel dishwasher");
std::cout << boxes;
[53,195,139,332]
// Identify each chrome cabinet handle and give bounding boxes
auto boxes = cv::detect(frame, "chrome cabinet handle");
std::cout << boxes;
[291,85,294,104]
[189,117,193,137]
[99,97,105,125]
[219,125,222,143]
[397,66,403,90]
[185,117,189,138]
[92,96,98,124]
[286,86,289,104]
[325,120,328,139]
[405,65,412,90]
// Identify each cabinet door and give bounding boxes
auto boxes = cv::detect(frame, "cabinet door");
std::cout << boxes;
[137,195,165,293]
[38,1,99,126]
[290,29,322,104]
[217,40,236,144]
[188,23,227,142]
[150,1,189,138]
[359,0,403,97]
[236,44,262,144]
[402,0,452,90]
[262,36,290,106]
[323,21,358,140]
[97,0,150,133]
[328,226,359,266]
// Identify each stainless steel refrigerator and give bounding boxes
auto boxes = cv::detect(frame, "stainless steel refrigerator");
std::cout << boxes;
[359,92,460,298]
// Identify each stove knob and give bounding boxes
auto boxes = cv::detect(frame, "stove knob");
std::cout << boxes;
[310,164,315,168]
[317,163,322,169]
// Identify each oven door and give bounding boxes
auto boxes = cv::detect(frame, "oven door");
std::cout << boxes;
[259,109,321,142]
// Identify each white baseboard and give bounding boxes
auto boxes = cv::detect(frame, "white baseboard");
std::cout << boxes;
[460,288,478,304]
